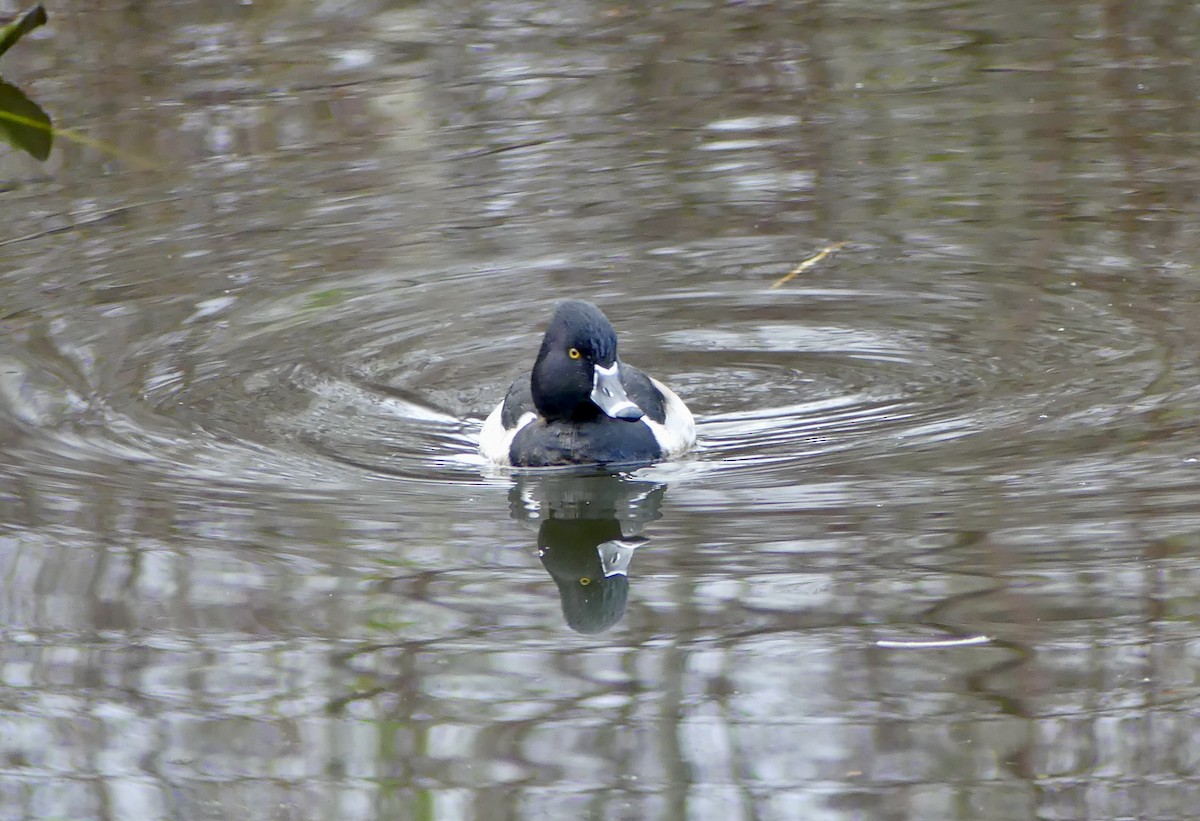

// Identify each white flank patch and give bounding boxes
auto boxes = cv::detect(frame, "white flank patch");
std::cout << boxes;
[478,402,536,465]
[645,377,697,458]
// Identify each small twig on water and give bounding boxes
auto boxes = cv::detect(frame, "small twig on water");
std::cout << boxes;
[770,241,848,289]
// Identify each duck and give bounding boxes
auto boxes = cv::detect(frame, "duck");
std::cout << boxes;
[479,300,696,467]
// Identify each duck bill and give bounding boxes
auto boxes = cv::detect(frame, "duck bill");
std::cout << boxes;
[591,363,644,421]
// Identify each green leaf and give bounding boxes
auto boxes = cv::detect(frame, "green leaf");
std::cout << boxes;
[0,4,48,59]
[0,79,52,160]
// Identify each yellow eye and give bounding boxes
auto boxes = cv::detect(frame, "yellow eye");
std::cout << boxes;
[580,577,591,586]
[568,347,582,360]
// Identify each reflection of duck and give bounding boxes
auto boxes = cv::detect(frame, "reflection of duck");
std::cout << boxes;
[510,472,666,634]
[480,300,696,467]
[538,519,637,634]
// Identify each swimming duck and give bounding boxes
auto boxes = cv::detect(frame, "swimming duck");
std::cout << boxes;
[479,300,696,467]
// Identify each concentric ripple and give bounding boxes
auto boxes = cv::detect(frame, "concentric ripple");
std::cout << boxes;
[1,244,1188,515]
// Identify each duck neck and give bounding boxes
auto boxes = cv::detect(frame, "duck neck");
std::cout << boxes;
[532,371,599,422]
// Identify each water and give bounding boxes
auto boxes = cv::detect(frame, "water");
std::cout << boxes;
[2,1,1200,819]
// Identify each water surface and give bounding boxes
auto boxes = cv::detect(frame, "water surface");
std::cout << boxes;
[2,1,1200,819]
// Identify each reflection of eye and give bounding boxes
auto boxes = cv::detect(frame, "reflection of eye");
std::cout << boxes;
[579,577,591,586]
[568,347,582,360]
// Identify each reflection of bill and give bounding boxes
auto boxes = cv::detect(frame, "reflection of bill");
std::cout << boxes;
[509,472,666,634]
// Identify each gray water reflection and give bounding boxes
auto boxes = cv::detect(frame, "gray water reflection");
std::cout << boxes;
[3,0,1200,819]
